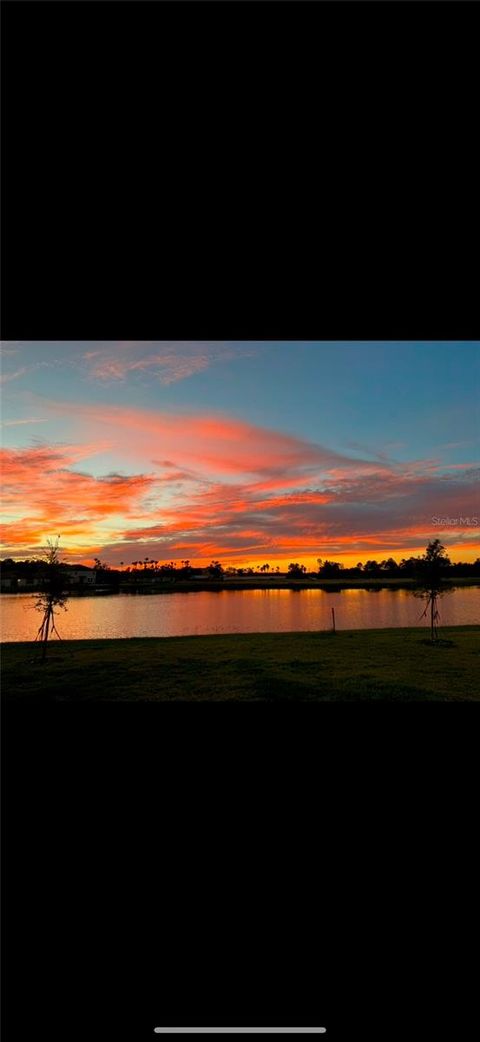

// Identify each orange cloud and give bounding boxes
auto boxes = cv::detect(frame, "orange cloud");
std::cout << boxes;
[0,443,157,559]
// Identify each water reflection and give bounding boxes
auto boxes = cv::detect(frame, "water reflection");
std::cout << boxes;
[1,586,479,641]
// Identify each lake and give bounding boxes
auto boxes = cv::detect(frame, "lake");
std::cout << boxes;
[1,586,479,641]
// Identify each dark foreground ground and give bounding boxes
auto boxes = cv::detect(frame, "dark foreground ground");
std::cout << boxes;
[2,626,479,700]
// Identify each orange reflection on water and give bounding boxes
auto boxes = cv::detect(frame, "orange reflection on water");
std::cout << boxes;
[1,586,479,642]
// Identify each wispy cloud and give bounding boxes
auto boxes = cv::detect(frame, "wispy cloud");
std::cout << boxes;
[0,367,29,385]
[82,342,241,385]
[1,417,49,427]
[0,360,53,386]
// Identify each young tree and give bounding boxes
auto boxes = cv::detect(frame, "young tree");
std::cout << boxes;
[414,539,451,643]
[33,537,69,661]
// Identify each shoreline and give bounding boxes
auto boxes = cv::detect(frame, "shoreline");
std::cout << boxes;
[2,576,479,596]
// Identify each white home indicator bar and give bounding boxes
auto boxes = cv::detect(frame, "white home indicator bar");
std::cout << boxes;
[154,1031,326,1035]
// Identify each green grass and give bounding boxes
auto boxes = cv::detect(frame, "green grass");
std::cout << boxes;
[2,626,479,701]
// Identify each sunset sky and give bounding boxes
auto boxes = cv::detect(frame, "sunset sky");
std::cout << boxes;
[1,341,479,568]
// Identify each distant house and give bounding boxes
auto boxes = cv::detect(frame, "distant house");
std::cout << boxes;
[66,568,96,586]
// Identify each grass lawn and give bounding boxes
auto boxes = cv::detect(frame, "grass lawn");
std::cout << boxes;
[2,626,479,701]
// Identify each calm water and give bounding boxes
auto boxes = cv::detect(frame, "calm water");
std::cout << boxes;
[1,587,479,641]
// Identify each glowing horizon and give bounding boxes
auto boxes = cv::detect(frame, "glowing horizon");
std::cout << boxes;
[1,342,479,568]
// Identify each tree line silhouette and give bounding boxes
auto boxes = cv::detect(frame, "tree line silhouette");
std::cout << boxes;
[88,550,480,582]
[2,547,480,587]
